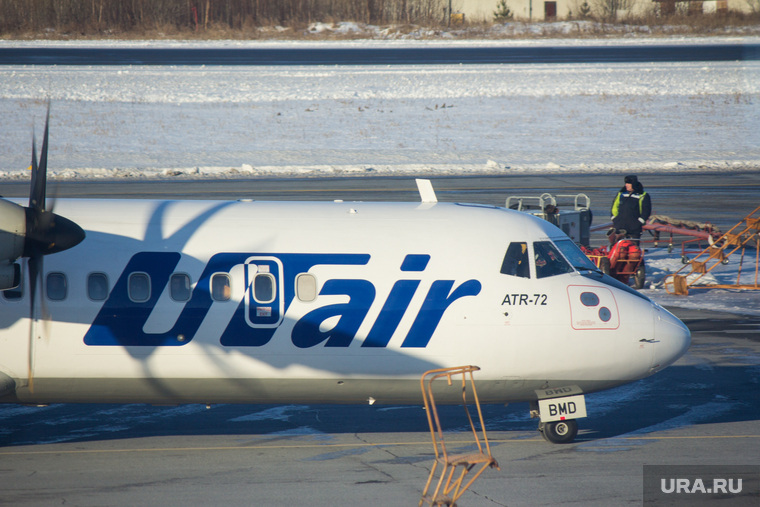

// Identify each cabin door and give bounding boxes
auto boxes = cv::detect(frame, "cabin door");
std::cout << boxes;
[244,256,284,328]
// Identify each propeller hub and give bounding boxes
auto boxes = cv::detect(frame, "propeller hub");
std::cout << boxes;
[23,208,86,258]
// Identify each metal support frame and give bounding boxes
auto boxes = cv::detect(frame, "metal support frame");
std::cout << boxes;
[419,366,500,507]
[665,206,760,295]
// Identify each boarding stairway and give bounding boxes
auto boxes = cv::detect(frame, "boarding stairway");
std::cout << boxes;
[665,206,760,295]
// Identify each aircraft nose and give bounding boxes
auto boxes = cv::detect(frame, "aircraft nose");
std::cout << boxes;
[651,307,691,373]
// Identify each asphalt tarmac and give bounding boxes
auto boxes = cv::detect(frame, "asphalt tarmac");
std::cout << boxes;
[2,44,759,66]
[3,171,759,234]
[0,175,759,506]
[0,306,758,506]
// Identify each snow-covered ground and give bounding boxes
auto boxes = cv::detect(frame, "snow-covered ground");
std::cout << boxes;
[0,38,758,316]
[1,38,759,179]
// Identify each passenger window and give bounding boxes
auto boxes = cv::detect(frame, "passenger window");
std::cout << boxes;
[500,242,529,278]
[211,273,231,301]
[170,273,191,302]
[128,272,151,302]
[88,273,109,301]
[46,272,67,301]
[253,273,275,303]
[296,273,317,302]
[534,241,574,279]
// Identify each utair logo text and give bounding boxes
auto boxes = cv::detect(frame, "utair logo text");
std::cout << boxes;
[83,252,481,348]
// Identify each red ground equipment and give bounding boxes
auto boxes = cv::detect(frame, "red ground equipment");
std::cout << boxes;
[582,233,646,289]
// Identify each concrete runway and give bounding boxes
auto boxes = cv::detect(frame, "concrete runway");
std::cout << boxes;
[0,176,759,505]
[3,44,758,66]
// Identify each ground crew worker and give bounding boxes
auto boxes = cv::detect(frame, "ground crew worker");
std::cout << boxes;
[610,174,651,239]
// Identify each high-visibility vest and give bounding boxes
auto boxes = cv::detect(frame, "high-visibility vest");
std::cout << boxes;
[611,191,647,216]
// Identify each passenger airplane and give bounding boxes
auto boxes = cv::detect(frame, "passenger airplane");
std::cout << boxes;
[0,110,690,443]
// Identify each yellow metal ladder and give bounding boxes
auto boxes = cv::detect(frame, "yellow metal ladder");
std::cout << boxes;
[665,206,760,295]
[419,366,500,507]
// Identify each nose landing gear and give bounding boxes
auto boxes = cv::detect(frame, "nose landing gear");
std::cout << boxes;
[538,419,579,444]
[531,393,585,443]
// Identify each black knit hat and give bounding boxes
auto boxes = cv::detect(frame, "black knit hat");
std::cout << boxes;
[624,175,638,184]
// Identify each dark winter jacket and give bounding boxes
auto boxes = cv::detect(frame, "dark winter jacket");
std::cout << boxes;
[610,177,651,236]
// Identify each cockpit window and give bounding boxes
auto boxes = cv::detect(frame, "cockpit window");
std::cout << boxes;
[500,242,529,278]
[554,238,598,271]
[534,241,574,279]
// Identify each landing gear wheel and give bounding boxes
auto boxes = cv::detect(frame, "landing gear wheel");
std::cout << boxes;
[634,263,646,290]
[540,420,578,444]
[599,257,611,276]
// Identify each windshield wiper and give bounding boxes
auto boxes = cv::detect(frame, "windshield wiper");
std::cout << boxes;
[575,265,604,275]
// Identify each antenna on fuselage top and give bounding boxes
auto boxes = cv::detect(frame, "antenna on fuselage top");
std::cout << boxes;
[416,179,438,203]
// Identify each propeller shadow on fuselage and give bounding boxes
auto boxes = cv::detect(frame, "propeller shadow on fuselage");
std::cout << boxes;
[2,197,442,396]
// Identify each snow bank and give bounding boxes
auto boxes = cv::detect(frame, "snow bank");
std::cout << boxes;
[1,46,758,180]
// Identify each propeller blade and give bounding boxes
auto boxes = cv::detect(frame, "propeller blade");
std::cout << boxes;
[30,105,50,212]
[27,255,42,393]
[28,256,38,326]
[20,103,79,393]
[23,104,85,260]
[21,103,85,393]
[48,184,59,214]
[29,134,38,207]
[21,103,78,393]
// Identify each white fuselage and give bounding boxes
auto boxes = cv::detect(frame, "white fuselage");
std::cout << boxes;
[0,198,690,406]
